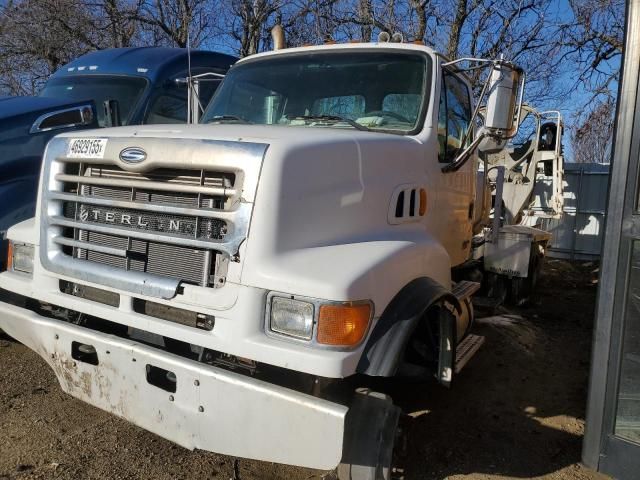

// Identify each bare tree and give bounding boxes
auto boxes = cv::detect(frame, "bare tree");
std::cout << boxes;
[229,0,281,56]
[0,0,100,94]
[356,0,373,40]
[223,0,329,56]
[434,0,560,103]
[559,0,624,103]
[409,0,430,43]
[558,0,624,162]
[95,0,146,47]
[571,98,615,164]
[135,0,212,47]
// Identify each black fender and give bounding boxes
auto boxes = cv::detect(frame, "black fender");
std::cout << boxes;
[356,277,460,377]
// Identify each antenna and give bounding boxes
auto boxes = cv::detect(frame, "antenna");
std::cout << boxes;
[187,29,194,124]
[187,29,194,81]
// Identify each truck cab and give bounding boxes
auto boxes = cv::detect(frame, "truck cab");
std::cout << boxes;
[0,47,237,265]
[41,47,237,126]
[0,40,528,479]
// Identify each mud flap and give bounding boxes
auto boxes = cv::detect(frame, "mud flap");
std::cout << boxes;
[338,389,401,480]
[437,306,457,387]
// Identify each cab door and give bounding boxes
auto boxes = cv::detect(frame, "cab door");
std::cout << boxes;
[435,67,476,266]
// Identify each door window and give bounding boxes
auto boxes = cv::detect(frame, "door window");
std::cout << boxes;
[147,92,188,124]
[438,71,472,163]
[41,76,147,126]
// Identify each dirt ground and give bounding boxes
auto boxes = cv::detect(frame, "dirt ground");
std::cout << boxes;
[0,260,613,480]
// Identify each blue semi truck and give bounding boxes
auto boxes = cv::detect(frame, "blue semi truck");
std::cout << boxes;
[0,47,237,265]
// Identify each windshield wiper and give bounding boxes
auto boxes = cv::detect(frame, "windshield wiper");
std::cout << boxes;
[293,115,371,132]
[206,115,252,124]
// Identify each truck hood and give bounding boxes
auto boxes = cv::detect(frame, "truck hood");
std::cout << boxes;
[52,122,423,147]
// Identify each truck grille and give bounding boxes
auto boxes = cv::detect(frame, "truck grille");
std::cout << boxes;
[55,164,235,287]
[75,231,211,286]
[41,137,266,299]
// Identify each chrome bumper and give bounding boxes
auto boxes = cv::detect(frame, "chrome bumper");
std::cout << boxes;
[0,300,347,470]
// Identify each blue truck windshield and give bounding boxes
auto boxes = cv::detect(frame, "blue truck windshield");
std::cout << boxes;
[41,76,147,126]
[202,51,430,134]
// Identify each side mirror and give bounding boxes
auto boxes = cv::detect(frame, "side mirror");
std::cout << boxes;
[478,136,507,154]
[476,108,507,154]
[440,57,525,173]
[483,62,524,139]
[30,105,95,134]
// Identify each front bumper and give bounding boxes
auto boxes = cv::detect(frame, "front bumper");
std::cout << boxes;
[0,267,365,378]
[0,300,347,470]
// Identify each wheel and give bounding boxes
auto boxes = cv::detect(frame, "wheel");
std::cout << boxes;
[337,389,401,480]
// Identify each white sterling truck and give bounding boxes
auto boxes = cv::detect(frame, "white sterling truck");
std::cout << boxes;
[0,32,559,479]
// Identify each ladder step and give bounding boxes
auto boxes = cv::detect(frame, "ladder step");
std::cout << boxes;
[452,280,481,301]
[455,334,485,374]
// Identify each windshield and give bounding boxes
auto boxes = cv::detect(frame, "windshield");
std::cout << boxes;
[202,51,430,134]
[40,76,147,127]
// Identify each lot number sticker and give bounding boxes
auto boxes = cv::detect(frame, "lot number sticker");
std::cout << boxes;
[67,138,108,159]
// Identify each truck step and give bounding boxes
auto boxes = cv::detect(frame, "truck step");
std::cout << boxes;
[452,280,481,301]
[455,334,485,374]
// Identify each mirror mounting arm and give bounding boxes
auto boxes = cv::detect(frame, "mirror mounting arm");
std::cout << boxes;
[441,129,488,173]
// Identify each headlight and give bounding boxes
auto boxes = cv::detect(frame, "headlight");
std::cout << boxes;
[267,293,374,348]
[9,242,34,274]
[269,297,314,340]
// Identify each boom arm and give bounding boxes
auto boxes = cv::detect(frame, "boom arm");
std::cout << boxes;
[483,106,564,226]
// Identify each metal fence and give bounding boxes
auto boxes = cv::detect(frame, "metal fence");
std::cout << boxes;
[532,162,610,259]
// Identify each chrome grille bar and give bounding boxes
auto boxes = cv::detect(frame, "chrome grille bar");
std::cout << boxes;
[55,173,237,197]
[53,236,128,257]
[84,167,230,187]
[49,215,242,250]
[49,192,238,219]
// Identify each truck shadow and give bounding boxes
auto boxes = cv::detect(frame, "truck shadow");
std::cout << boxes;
[363,260,597,479]
[0,329,15,345]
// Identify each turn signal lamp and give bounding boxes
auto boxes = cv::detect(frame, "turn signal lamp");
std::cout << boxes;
[419,188,427,216]
[5,241,12,272]
[317,303,372,346]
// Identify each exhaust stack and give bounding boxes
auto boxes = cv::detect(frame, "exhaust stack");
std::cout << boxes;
[271,25,285,51]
